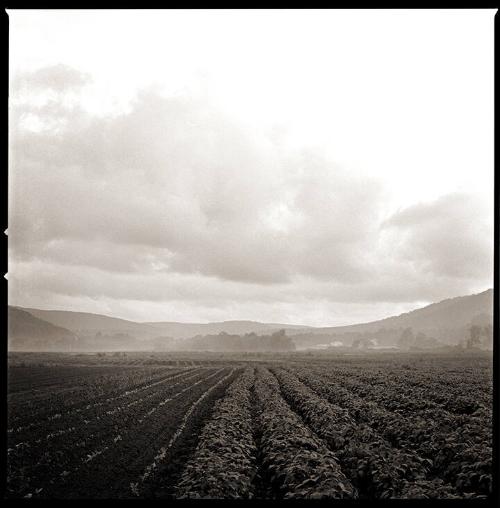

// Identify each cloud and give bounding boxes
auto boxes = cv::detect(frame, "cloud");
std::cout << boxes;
[9,77,384,285]
[8,65,494,324]
[12,63,91,93]
[382,193,493,280]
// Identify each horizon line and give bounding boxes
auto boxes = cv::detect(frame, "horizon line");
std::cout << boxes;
[9,287,492,329]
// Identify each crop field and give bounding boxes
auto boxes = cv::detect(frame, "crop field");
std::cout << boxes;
[6,352,493,499]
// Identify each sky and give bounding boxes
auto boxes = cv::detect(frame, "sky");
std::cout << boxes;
[7,9,495,326]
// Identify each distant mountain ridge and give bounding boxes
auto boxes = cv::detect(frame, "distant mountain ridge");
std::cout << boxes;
[291,289,493,349]
[8,307,78,351]
[20,308,158,337]
[9,288,493,351]
[18,308,309,340]
[311,289,493,334]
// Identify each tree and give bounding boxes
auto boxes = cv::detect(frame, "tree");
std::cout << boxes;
[481,324,493,350]
[272,329,286,338]
[398,328,414,348]
[467,325,482,348]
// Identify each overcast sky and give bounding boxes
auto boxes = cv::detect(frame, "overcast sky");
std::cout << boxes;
[7,9,495,325]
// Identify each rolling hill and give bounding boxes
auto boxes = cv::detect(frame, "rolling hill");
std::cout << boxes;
[315,288,493,335]
[10,288,493,351]
[8,307,78,351]
[17,308,308,340]
[20,308,158,338]
[291,289,493,349]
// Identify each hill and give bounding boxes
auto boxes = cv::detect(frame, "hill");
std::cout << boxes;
[11,288,493,351]
[336,288,492,333]
[8,307,78,351]
[20,308,158,338]
[17,308,309,340]
[292,289,493,349]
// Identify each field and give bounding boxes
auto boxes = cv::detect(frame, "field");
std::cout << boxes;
[6,351,493,499]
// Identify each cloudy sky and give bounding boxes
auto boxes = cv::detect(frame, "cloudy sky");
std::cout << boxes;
[8,9,495,325]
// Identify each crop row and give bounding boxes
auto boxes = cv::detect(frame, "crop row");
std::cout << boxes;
[130,368,237,497]
[308,359,492,415]
[322,367,491,417]
[8,367,190,430]
[253,367,355,499]
[273,367,457,499]
[7,368,223,498]
[7,357,492,500]
[291,366,491,497]
[175,367,257,499]
[9,368,201,444]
